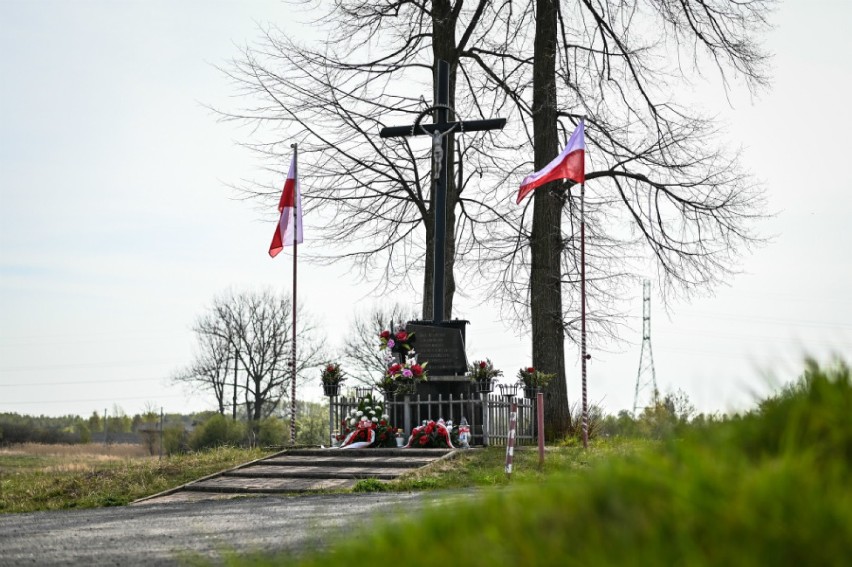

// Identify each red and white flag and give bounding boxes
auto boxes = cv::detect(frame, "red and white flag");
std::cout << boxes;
[269,154,304,257]
[517,119,585,204]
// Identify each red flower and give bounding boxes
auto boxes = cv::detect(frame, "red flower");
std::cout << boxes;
[425,423,434,435]
[395,330,408,341]
[389,363,402,373]
[411,364,423,376]
[380,330,391,339]
[526,367,535,373]
[418,436,429,445]
[326,364,336,372]
[379,419,387,426]
[479,361,487,369]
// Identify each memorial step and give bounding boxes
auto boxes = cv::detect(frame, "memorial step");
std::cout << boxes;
[223,465,408,480]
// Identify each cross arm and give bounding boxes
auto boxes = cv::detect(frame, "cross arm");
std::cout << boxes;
[379,118,506,138]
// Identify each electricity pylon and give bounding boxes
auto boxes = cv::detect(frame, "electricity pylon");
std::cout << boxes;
[633,280,659,415]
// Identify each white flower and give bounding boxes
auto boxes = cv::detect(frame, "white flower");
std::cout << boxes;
[350,409,358,416]
[361,416,369,421]
[349,418,357,426]
[357,411,364,417]
[371,417,379,423]
[365,406,372,411]
[382,414,389,420]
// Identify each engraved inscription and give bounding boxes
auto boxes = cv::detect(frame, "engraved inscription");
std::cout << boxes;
[408,324,467,375]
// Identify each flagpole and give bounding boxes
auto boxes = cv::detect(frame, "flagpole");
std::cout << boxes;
[290,142,298,445]
[580,179,589,449]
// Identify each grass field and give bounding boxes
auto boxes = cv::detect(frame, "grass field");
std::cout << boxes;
[0,444,272,514]
[228,359,852,566]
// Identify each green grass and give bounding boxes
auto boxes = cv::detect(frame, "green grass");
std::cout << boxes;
[226,359,852,566]
[384,436,649,492]
[0,446,272,513]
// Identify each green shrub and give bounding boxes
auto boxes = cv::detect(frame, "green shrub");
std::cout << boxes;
[163,425,189,455]
[188,415,247,451]
[257,417,287,447]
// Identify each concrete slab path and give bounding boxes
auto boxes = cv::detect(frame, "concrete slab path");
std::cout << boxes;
[134,448,456,505]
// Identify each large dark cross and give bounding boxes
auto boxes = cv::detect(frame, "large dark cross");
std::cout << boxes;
[380,60,506,323]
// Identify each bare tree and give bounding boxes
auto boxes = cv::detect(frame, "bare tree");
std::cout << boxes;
[342,303,420,386]
[174,316,232,415]
[222,0,773,437]
[175,289,325,427]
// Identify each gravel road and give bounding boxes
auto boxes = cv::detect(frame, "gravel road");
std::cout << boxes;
[0,491,462,566]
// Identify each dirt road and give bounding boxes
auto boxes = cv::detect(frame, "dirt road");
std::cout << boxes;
[0,491,457,566]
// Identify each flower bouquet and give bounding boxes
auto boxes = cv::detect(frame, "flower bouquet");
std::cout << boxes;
[405,419,458,449]
[379,326,416,354]
[320,362,345,397]
[336,394,400,449]
[377,353,428,397]
[517,366,555,398]
[467,358,502,393]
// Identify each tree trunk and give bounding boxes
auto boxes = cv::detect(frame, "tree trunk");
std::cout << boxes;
[531,0,571,439]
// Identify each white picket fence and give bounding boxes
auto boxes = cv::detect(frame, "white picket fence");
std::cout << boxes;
[329,391,536,447]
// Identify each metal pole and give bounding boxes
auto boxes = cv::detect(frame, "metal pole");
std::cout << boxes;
[158,407,163,461]
[290,143,299,445]
[328,396,334,447]
[537,392,545,469]
[581,181,589,449]
[103,407,108,447]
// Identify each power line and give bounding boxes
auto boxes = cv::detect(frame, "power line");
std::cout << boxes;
[0,360,181,372]
[0,394,189,405]
[0,376,166,387]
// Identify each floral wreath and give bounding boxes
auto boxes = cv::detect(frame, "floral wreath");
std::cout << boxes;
[336,394,400,449]
[404,419,458,449]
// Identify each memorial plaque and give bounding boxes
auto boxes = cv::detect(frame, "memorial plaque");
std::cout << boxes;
[406,322,468,376]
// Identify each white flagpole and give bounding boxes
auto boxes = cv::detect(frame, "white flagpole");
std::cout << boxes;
[289,143,298,445]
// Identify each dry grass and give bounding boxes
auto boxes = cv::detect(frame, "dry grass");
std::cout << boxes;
[0,443,151,474]
[0,445,271,513]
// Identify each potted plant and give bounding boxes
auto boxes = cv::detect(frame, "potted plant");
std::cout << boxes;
[320,362,345,397]
[517,366,555,399]
[467,359,502,393]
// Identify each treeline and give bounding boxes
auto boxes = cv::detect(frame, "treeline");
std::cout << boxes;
[0,400,330,451]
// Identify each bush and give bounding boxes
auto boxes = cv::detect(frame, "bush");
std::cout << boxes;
[257,417,287,447]
[188,415,247,451]
[163,425,188,456]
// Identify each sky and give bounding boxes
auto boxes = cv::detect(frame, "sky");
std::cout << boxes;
[1,0,850,420]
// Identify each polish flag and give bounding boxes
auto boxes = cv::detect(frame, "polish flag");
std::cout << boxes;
[517,119,585,204]
[269,154,304,257]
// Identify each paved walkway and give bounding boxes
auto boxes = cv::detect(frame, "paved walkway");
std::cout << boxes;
[134,448,456,505]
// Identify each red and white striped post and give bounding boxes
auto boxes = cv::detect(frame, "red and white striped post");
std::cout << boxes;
[505,401,518,477]
[537,392,545,469]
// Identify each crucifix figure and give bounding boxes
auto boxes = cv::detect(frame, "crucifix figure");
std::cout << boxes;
[380,60,506,323]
